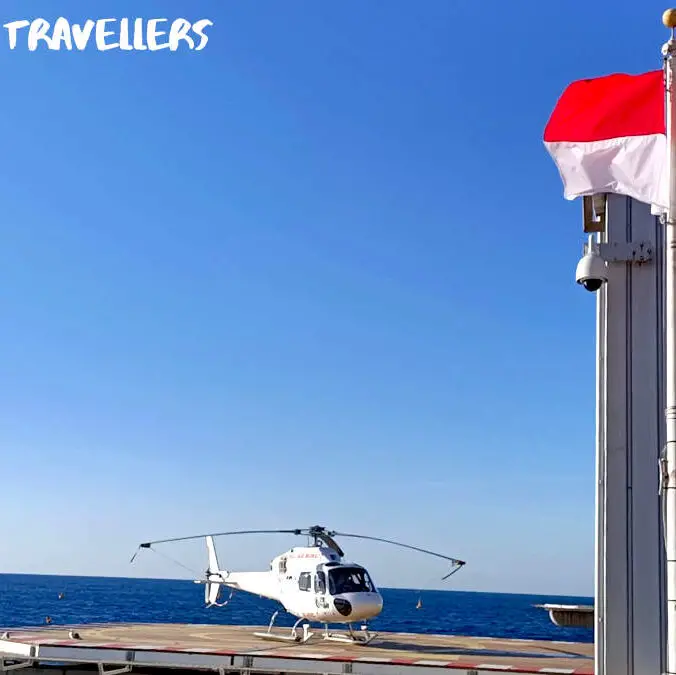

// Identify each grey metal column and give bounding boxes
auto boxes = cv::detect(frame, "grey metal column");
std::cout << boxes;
[595,194,665,675]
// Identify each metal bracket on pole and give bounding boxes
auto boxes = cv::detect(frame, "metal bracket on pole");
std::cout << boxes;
[0,659,33,672]
[97,664,131,675]
[583,194,607,233]
[598,241,654,263]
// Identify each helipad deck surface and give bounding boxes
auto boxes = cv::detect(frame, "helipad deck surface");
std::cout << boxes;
[0,623,593,674]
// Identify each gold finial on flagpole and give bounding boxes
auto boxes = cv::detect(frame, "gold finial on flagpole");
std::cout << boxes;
[663,8,676,28]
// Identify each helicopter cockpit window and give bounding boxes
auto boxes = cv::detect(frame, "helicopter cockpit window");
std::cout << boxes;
[298,572,312,591]
[328,567,375,595]
[315,571,326,594]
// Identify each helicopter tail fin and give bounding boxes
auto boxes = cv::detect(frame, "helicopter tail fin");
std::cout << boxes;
[204,535,229,607]
[205,577,221,606]
[206,536,220,574]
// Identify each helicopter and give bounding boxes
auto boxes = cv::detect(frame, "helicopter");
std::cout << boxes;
[131,525,466,645]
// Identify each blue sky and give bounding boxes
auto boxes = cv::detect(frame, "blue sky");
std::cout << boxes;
[0,0,667,596]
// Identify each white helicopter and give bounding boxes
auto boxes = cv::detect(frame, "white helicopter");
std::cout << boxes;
[131,525,466,645]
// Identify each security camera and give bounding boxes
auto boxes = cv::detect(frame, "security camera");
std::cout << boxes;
[575,238,608,292]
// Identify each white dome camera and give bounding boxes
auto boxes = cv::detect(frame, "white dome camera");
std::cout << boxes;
[575,236,608,292]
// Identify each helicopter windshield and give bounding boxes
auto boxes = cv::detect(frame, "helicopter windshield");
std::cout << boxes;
[328,566,375,595]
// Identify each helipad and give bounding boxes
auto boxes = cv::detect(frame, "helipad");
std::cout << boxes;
[0,623,593,674]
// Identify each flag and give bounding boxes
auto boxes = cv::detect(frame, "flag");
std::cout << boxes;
[543,70,667,209]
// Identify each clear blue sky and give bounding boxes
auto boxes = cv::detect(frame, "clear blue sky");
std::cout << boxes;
[0,0,667,596]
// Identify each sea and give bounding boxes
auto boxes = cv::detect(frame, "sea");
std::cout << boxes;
[0,574,593,644]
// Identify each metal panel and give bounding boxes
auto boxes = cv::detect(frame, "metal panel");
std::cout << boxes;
[628,198,664,675]
[597,195,666,675]
[0,644,33,659]
[599,194,629,675]
[6,666,587,675]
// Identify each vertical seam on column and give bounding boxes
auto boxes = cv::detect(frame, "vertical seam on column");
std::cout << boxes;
[656,209,667,672]
[626,194,634,673]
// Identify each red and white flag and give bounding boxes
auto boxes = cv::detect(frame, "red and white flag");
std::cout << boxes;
[543,70,668,209]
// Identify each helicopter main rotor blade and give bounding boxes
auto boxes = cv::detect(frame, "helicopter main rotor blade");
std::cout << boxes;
[130,524,466,581]
[130,528,305,563]
[331,531,466,580]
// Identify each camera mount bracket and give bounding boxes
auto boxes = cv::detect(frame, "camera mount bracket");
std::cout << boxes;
[596,241,654,264]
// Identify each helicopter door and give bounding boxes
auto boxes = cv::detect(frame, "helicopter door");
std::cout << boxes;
[295,571,317,615]
[314,571,329,610]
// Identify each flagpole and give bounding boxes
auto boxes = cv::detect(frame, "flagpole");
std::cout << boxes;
[663,9,676,675]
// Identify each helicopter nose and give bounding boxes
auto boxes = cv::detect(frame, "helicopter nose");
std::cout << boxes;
[335,593,383,621]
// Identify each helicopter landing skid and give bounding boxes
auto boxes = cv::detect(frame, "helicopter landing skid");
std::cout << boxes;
[322,623,378,645]
[252,612,315,644]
